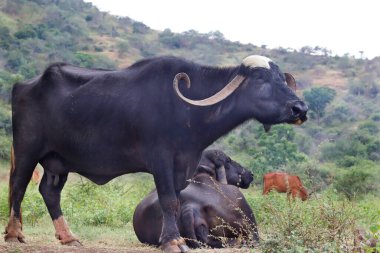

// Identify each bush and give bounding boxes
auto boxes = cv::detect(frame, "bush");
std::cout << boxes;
[249,190,359,252]
[219,123,307,182]
[358,121,379,135]
[0,71,23,101]
[370,113,380,122]
[323,105,352,126]
[336,156,361,168]
[5,50,27,70]
[0,26,13,49]
[367,140,380,161]
[14,25,37,39]
[0,184,8,223]
[320,131,371,163]
[22,183,47,226]
[0,129,12,161]
[61,177,154,226]
[334,168,375,200]
[73,53,116,69]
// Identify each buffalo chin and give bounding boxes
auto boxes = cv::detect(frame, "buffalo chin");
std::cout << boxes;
[288,117,308,125]
[263,124,272,132]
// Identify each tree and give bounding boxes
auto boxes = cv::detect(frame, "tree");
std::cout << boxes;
[334,168,375,200]
[303,87,336,123]
[0,26,13,49]
[220,124,307,180]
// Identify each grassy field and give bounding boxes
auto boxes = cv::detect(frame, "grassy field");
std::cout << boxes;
[0,162,379,253]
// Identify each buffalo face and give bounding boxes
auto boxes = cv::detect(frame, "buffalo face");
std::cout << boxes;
[239,57,308,127]
[224,159,253,189]
[173,55,308,129]
[197,150,253,188]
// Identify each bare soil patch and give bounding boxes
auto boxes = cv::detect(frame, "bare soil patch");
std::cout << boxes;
[0,241,252,253]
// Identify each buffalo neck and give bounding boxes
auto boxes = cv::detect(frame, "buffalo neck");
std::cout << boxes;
[188,66,252,149]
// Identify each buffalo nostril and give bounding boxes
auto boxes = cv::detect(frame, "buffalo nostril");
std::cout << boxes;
[291,101,308,117]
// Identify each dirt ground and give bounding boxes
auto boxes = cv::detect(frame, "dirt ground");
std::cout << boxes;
[0,241,253,253]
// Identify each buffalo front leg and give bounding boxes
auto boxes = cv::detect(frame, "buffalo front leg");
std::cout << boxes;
[39,173,81,246]
[154,170,189,253]
[5,156,37,243]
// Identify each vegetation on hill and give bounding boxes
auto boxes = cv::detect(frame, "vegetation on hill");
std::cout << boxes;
[0,0,379,251]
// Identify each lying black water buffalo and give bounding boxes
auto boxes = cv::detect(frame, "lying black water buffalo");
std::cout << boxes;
[5,55,307,253]
[133,149,259,248]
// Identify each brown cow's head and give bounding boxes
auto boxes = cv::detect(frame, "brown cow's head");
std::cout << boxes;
[299,186,308,201]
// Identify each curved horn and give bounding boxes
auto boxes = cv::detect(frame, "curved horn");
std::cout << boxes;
[173,72,246,106]
[216,166,228,184]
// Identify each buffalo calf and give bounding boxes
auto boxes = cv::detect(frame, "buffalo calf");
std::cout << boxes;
[133,150,259,248]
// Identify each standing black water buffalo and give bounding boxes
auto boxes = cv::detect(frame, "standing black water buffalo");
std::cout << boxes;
[133,149,259,248]
[5,55,307,253]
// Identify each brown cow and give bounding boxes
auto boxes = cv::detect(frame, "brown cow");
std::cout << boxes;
[263,172,308,201]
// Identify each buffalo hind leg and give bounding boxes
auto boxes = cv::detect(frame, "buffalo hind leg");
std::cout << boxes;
[5,157,37,243]
[154,167,189,253]
[39,172,81,246]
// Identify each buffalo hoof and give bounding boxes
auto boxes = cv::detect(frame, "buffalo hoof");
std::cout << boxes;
[161,238,190,253]
[4,228,26,244]
[4,234,26,243]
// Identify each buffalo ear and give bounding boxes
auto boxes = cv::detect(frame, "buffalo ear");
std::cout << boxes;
[284,73,297,91]
[197,164,215,177]
[216,166,228,184]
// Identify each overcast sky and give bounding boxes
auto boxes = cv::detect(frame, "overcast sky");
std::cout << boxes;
[85,0,380,59]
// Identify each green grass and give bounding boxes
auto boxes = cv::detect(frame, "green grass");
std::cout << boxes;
[0,169,379,252]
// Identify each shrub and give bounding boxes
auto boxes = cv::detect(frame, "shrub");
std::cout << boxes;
[61,177,154,226]
[370,113,380,122]
[303,87,336,123]
[367,140,380,161]
[336,156,361,168]
[14,25,37,39]
[22,183,47,226]
[5,50,27,70]
[250,190,358,252]
[0,129,12,161]
[0,184,8,223]
[323,105,352,126]
[358,121,379,135]
[334,168,375,200]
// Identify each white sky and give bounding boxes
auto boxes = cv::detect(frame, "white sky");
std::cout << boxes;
[85,0,380,59]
